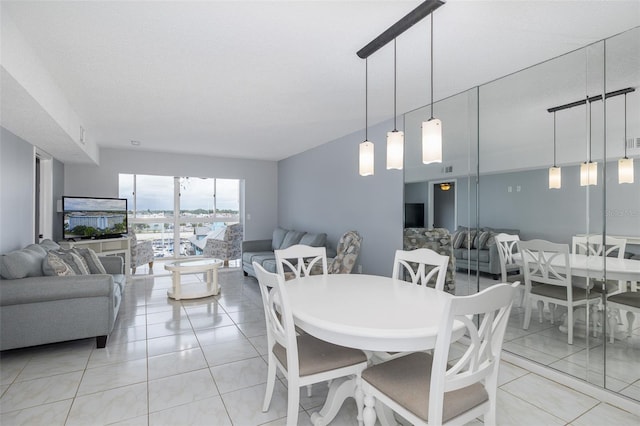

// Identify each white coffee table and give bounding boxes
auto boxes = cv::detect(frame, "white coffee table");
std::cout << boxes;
[164,258,223,300]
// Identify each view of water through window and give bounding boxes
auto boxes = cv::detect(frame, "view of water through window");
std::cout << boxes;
[119,174,240,258]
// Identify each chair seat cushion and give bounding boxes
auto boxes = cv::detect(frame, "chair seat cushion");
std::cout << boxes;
[608,291,640,308]
[531,283,599,301]
[362,352,488,423]
[273,334,367,377]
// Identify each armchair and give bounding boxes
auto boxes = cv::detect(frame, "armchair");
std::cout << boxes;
[130,229,154,275]
[327,230,362,274]
[203,223,243,266]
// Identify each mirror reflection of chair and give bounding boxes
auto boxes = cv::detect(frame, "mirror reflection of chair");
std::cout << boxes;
[607,292,640,343]
[361,282,518,426]
[253,262,368,426]
[274,244,328,280]
[129,228,153,275]
[571,234,627,294]
[328,230,362,274]
[392,248,449,291]
[203,223,243,267]
[494,233,525,305]
[519,239,600,345]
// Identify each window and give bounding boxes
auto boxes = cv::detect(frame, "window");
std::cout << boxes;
[119,174,241,258]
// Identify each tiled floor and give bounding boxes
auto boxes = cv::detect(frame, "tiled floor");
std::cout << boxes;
[1,264,639,425]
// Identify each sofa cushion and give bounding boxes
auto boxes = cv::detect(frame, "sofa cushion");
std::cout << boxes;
[299,232,327,247]
[272,227,289,251]
[243,251,274,265]
[74,248,107,274]
[42,252,77,276]
[262,259,278,273]
[467,249,490,263]
[280,230,305,249]
[50,250,90,275]
[0,247,47,279]
[39,239,61,252]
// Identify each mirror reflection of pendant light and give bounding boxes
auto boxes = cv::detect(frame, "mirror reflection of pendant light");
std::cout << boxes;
[359,58,374,176]
[440,182,451,191]
[422,12,442,165]
[387,39,404,170]
[618,93,634,184]
[548,111,561,189]
[580,99,597,186]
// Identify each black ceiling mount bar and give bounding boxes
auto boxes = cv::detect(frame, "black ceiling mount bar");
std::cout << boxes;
[547,87,635,113]
[357,0,445,59]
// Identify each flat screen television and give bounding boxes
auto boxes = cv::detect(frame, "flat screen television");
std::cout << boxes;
[404,203,425,228]
[62,196,128,240]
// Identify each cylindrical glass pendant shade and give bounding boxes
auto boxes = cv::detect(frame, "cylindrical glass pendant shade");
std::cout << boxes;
[580,161,598,186]
[359,141,374,176]
[618,157,634,184]
[548,166,561,189]
[422,118,442,164]
[386,131,404,170]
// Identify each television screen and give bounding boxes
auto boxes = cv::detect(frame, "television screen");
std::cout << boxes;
[63,196,128,240]
[404,203,425,228]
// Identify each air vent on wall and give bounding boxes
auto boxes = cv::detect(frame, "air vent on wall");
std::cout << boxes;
[627,137,640,150]
[442,165,453,173]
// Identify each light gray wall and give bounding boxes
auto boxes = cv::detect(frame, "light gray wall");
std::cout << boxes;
[64,148,278,241]
[0,127,35,252]
[278,118,403,277]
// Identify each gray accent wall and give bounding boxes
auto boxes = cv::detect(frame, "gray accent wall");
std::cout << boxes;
[64,148,278,241]
[0,127,35,252]
[278,118,403,277]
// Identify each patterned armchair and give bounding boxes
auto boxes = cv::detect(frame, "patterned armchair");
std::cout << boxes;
[327,230,362,274]
[403,228,455,293]
[203,223,243,266]
[130,230,154,275]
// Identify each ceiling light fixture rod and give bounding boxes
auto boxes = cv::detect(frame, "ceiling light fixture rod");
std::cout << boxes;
[365,58,369,140]
[393,38,397,131]
[356,0,445,59]
[547,87,635,113]
[430,13,434,120]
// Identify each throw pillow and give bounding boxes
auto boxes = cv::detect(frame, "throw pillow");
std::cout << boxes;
[74,248,107,274]
[42,252,76,276]
[50,249,90,275]
[476,231,492,249]
[462,230,477,249]
[0,249,44,279]
[452,231,466,249]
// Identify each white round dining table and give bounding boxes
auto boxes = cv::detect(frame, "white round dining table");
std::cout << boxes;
[285,273,461,352]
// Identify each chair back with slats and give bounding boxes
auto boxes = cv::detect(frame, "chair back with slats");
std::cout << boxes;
[275,244,328,279]
[572,235,626,259]
[494,233,522,282]
[392,248,449,291]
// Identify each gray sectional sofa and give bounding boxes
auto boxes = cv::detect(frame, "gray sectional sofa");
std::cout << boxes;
[0,240,125,350]
[242,227,336,278]
[452,227,520,278]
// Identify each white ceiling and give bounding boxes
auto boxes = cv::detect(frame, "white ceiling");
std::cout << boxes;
[2,0,639,163]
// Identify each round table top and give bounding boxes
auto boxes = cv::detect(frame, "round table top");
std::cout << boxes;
[164,258,223,272]
[285,273,460,352]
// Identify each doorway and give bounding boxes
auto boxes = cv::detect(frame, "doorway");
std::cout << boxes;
[428,180,456,232]
[35,150,53,242]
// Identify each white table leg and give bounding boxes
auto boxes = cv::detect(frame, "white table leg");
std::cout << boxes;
[309,377,354,426]
[171,270,181,300]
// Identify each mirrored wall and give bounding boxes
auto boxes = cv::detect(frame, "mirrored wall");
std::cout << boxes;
[403,27,640,399]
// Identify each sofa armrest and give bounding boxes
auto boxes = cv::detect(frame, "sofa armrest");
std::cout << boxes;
[0,274,115,306]
[99,256,124,275]
[488,243,501,275]
[242,239,272,253]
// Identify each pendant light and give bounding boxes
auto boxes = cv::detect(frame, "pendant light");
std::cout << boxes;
[359,58,374,176]
[580,99,598,186]
[618,93,634,184]
[549,111,562,189]
[422,12,442,164]
[386,39,404,170]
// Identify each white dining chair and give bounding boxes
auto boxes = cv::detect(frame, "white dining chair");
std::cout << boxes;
[571,235,627,293]
[518,239,600,345]
[361,282,518,426]
[494,233,525,306]
[392,248,449,291]
[274,244,328,280]
[253,262,368,426]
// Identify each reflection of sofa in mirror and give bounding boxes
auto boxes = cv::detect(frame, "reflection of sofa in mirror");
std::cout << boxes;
[452,227,520,278]
[403,228,455,293]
